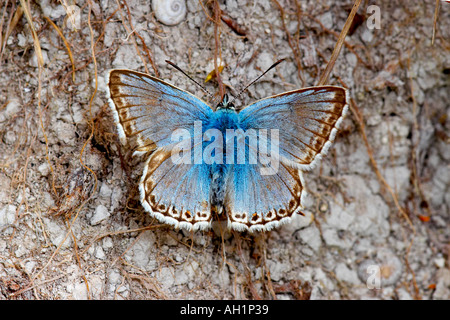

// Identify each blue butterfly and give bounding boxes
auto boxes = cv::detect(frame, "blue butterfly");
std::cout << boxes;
[106,69,348,232]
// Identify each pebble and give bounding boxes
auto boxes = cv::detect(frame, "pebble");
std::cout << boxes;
[45,218,72,249]
[434,257,446,269]
[322,228,352,249]
[129,231,156,269]
[357,249,403,287]
[73,282,88,300]
[335,263,360,285]
[0,205,16,227]
[38,162,50,176]
[256,52,274,73]
[266,259,288,282]
[90,205,110,225]
[297,225,322,252]
[94,246,106,260]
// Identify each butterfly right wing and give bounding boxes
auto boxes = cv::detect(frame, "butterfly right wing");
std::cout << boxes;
[223,86,348,232]
[238,86,349,170]
[224,162,306,232]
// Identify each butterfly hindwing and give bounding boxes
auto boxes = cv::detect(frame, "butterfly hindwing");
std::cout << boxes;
[224,162,305,232]
[140,146,212,231]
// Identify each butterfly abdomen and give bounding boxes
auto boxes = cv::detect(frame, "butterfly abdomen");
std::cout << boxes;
[210,163,229,217]
[206,109,240,217]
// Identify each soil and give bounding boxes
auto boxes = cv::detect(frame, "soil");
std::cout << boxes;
[0,0,449,300]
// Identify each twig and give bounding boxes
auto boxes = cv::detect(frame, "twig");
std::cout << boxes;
[44,16,75,82]
[272,0,305,86]
[121,0,159,76]
[9,274,67,298]
[20,0,43,67]
[232,231,261,299]
[432,0,440,45]
[317,0,362,86]
[213,0,225,99]
[1,2,23,64]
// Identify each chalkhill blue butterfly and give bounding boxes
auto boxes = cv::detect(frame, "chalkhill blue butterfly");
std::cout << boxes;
[106,65,348,232]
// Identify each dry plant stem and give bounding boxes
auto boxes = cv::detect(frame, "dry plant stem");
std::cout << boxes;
[126,273,169,299]
[259,237,277,299]
[317,0,362,86]
[20,0,43,66]
[213,0,225,100]
[9,274,67,298]
[1,3,23,63]
[121,0,159,77]
[44,17,76,82]
[407,56,432,216]
[432,0,440,45]
[68,219,91,299]
[0,0,11,51]
[114,0,158,76]
[272,0,305,86]
[232,231,261,299]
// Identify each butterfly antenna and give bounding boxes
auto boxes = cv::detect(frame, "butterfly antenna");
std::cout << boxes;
[229,58,285,105]
[165,60,213,98]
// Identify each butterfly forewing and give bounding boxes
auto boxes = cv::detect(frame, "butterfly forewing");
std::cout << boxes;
[107,69,213,153]
[238,86,349,170]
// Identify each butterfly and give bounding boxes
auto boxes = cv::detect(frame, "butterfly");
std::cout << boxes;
[106,68,349,232]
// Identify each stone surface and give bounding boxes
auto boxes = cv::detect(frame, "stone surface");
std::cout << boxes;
[0,0,448,300]
[90,205,111,226]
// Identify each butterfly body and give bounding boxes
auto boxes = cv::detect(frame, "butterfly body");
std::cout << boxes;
[106,69,349,232]
[203,106,241,218]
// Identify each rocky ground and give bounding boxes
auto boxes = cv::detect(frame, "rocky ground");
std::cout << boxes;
[0,0,449,299]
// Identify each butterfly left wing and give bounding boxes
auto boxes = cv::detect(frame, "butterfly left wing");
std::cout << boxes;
[107,69,215,231]
[106,69,213,153]
[139,143,213,231]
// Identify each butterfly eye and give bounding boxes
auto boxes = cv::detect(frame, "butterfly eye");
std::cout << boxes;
[216,94,236,110]
[222,94,229,104]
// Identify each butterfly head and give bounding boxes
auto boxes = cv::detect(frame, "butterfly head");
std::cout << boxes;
[216,94,235,111]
